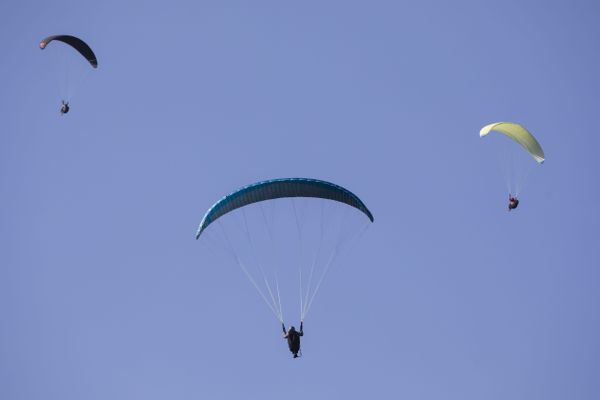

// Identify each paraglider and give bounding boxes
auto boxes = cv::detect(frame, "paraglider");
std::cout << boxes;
[39,34,97,113]
[196,178,373,357]
[508,194,519,211]
[60,101,69,115]
[282,322,304,358]
[480,122,545,210]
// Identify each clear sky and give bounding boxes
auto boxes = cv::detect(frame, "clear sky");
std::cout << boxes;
[1,1,600,399]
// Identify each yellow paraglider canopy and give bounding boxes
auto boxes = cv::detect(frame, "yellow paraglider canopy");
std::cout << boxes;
[480,122,545,164]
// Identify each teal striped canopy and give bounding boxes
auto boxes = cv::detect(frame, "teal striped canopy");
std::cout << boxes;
[196,178,373,239]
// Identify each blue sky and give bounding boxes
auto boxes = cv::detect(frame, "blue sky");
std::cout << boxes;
[1,1,600,399]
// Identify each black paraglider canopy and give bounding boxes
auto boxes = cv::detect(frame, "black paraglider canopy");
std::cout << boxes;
[39,35,98,68]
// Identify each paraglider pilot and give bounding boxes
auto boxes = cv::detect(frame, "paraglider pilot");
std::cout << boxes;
[60,100,70,115]
[508,194,519,211]
[282,322,303,358]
